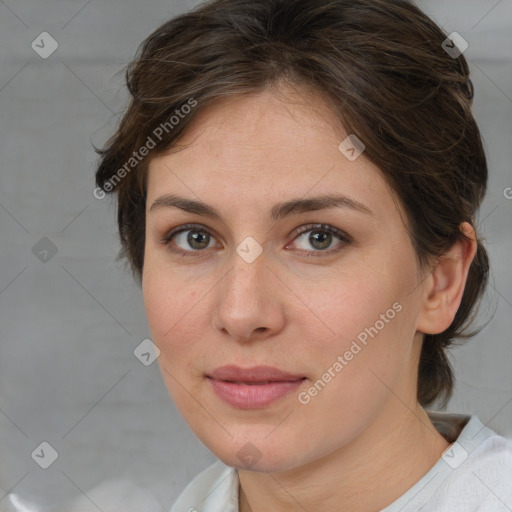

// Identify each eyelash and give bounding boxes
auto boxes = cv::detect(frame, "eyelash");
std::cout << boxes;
[161,223,351,259]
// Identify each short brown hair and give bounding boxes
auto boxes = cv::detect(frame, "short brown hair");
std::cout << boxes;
[95,0,489,408]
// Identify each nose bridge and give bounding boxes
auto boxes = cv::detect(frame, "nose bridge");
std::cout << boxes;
[223,244,269,307]
[221,229,267,289]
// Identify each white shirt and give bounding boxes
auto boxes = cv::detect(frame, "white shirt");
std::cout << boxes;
[169,413,512,512]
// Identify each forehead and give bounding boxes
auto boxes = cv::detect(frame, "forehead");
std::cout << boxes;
[167,85,343,161]
[146,87,401,224]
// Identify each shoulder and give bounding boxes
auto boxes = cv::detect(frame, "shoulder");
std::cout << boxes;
[385,414,512,512]
[425,416,512,512]
[169,460,239,512]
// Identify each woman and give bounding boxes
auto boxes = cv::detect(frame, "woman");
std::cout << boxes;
[95,0,512,510]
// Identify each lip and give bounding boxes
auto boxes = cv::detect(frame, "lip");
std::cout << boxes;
[206,365,306,409]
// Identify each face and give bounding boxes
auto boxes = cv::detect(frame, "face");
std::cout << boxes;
[142,85,428,473]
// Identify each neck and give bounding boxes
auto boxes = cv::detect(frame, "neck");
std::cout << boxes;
[238,404,449,512]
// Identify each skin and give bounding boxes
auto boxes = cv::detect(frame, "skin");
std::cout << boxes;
[142,82,477,512]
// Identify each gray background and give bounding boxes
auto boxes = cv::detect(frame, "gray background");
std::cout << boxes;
[0,0,511,510]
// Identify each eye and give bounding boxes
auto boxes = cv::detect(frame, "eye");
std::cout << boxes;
[288,224,350,256]
[162,222,351,258]
[162,224,219,256]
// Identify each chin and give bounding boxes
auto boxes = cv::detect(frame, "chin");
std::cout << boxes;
[203,433,305,473]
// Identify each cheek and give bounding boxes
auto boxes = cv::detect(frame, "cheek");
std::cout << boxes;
[296,284,412,425]
[298,265,399,346]
[143,269,210,411]
[142,265,206,358]
[296,250,418,383]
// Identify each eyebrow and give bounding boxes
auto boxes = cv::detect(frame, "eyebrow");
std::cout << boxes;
[149,193,373,221]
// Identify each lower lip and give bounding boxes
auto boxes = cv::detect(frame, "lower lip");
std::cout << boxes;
[207,377,306,409]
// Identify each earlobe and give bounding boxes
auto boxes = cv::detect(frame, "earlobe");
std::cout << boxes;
[416,222,477,335]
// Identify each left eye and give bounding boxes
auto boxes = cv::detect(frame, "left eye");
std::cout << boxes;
[289,224,349,254]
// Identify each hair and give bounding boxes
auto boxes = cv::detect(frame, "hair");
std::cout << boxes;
[95,0,489,408]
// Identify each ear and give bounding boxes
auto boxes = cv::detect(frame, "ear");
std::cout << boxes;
[416,222,477,335]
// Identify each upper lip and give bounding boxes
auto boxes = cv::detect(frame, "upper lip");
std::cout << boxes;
[207,365,305,382]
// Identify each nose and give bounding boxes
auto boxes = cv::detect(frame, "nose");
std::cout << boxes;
[211,248,286,343]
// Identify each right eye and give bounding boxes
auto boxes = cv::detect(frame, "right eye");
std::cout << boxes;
[162,224,221,256]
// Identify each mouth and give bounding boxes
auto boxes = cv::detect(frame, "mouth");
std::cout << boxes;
[206,364,306,382]
[216,380,302,385]
[205,365,307,409]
